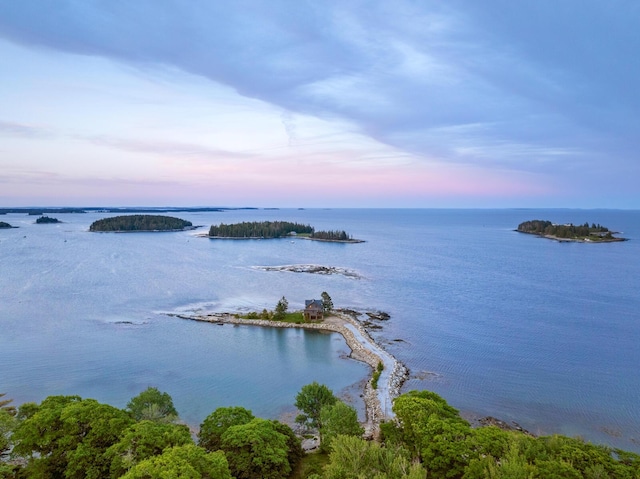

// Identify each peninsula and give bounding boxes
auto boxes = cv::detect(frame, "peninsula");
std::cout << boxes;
[207,220,363,242]
[170,309,408,434]
[89,214,194,232]
[516,219,627,242]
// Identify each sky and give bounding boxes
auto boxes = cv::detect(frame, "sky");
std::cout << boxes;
[1,1,639,208]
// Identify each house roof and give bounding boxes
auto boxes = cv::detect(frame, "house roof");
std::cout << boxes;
[305,299,323,310]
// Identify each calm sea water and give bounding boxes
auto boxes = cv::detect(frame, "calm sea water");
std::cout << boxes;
[1,209,639,451]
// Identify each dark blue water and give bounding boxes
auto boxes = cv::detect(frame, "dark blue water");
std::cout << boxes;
[1,209,638,451]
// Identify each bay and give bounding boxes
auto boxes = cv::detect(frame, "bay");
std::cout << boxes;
[1,208,638,451]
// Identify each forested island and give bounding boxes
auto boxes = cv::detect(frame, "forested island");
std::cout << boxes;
[208,221,362,242]
[0,221,14,229]
[90,215,194,232]
[2,386,639,479]
[517,220,627,242]
[35,216,60,224]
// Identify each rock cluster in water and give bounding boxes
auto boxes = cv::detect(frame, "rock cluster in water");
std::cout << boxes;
[254,264,362,279]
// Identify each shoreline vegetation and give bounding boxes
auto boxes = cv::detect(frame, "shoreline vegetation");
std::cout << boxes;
[89,214,195,232]
[169,308,409,435]
[35,216,60,224]
[206,221,364,243]
[516,219,627,242]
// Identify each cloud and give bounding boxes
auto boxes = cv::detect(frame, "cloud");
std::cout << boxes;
[0,0,638,205]
[0,120,51,138]
[86,136,253,161]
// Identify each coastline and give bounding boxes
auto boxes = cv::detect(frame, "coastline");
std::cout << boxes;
[169,310,408,435]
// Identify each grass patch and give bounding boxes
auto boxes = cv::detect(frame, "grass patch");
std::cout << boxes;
[371,361,384,389]
[290,451,330,479]
[239,311,306,324]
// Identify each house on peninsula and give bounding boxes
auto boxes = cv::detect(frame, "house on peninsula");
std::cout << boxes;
[304,299,324,321]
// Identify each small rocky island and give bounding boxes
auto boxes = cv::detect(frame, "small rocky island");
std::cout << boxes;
[254,264,362,279]
[89,214,194,232]
[35,216,61,224]
[207,220,363,242]
[517,220,627,242]
[0,221,15,228]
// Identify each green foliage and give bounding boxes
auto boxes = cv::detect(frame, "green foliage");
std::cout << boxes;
[418,417,471,479]
[120,444,232,479]
[0,410,17,460]
[391,390,467,459]
[220,418,292,479]
[319,401,364,453]
[371,362,384,390]
[90,214,192,232]
[295,382,338,431]
[12,396,134,479]
[198,406,254,452]
[323,435,426,479]
[35,215,60,224]
[311,230,352,241]
[270,420,304,470]
[126,387,178,422]
[106,420,193,478]
[274,296,289,320]
[321,292,333,313]
[208,221,313,238]
[0,394,15,417]
[290,451,330,479]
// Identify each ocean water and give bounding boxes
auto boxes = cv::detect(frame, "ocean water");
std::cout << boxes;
[1,208,639,451]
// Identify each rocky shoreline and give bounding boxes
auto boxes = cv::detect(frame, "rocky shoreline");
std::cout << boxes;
[168,310,408,435]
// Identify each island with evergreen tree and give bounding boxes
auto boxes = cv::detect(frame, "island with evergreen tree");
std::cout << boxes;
[89,214,194,232]
[207,221,363,242]
[35,216,61,224]
[516,220,627,242]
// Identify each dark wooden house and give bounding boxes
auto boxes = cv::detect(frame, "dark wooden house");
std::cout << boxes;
[304,299,324,321]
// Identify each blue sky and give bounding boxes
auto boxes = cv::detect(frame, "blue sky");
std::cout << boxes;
[1,1,638,208]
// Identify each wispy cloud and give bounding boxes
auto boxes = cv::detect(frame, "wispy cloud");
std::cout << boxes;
[86,136,253,161]
[0,120,51,138]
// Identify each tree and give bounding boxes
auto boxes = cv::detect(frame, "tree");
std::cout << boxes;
[319,401,363,452]
[321,292,334,313]
[106,421,193,478]
[390,390,466,459]
[270,420,304,471]
[121,444,232,479]
[294,382,338,431]
[323,435,426,479]
[126,387,178,422]
[274,296,288,320]
[198,406,255,452]
[0,394,16,417]
[12,396,134,479]
[0,410,16,460]
[220,418,291,479]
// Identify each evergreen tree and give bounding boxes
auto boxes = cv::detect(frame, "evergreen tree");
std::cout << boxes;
[321,292,334,313]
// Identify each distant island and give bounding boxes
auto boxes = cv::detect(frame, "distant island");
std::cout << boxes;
[207,221,363,242]
[0,221,14,228]
[516,220,627,242]
[35,216,61,224]
[89,214,194,232]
